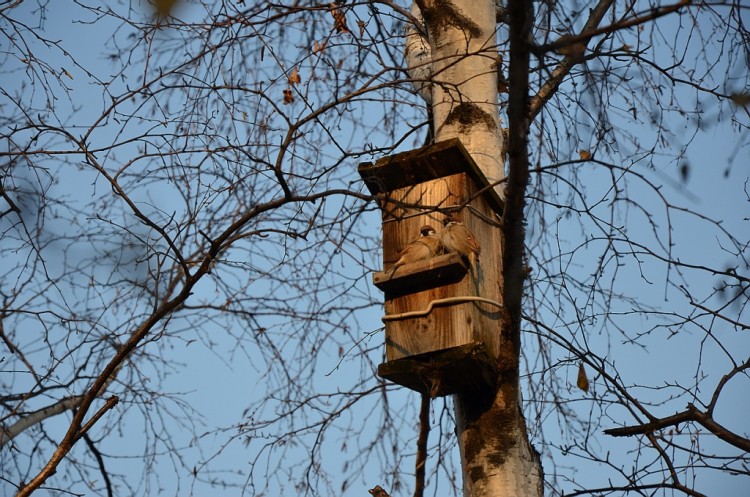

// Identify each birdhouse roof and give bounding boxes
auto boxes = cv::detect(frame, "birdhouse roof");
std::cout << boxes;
[358,138,505,216]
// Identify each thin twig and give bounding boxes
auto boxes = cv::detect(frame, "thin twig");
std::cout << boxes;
[414,394,430,497]
[75,396,119,442]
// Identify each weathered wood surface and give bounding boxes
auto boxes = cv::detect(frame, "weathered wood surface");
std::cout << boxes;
[359,139,505,394]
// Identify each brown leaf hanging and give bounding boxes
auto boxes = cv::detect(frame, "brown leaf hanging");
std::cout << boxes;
[577,362,589,392]
[288,66,301,86]
[330,3,349,34]
[283,88,294,104]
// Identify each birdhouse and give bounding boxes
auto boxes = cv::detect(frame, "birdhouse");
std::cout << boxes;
[358,138,505,397]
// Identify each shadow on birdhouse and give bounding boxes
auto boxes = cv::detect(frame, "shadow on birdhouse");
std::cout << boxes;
[359,138,505,397]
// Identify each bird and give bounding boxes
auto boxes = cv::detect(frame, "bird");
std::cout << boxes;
[441,214,480,273]
[393,225,442,269]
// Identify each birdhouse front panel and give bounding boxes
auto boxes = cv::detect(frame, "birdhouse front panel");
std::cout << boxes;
[379,171,503,362]
[384,280,478,359]
[380,175,458,269]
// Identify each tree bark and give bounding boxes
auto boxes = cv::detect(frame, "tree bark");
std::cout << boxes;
[410,0,543,495]
[416,0,504,190]
[1,396,83,448]
[454,387,542,497]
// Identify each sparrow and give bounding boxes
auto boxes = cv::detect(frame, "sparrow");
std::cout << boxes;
[393,225,442,269]
[441,214,480,273]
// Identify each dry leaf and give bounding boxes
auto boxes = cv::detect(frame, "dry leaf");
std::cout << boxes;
[579,149,592,160]
[679,162,690,183]
[312,40,326,53]
[730,93,750,107]
[576,362,589,392]
[283,88,294,104]
[151,0,179,18]
[330,3,349,34]
[357,20,365,37]
[369,486,391,497]
[288,66,301,86]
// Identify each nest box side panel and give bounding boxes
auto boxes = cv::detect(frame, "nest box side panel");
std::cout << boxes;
[462,175,505,360]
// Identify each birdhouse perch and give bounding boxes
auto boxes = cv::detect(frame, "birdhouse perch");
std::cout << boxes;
[359,138,505,397]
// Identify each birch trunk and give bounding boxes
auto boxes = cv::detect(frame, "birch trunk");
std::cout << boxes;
[407,1,543,496]
[414,0,504,188]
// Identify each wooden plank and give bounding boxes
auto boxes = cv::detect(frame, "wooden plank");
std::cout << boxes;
[372,253,467,297]
[358,138,504,216]
[377,343,497,397]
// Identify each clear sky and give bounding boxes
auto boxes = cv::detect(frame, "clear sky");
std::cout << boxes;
[1,1,747,496]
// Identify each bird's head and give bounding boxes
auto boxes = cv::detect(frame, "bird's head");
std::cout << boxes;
[442,214,460,226]
[420,225,437,236]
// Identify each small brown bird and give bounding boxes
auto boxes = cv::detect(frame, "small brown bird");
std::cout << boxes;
[441,214,480,273]
[393,225,442,269]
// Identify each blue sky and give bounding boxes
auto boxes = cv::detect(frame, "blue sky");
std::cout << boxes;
[1,1,748,496]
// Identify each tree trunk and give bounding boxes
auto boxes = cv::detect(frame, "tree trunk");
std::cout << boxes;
[416,0,504,187]
[411,1,543,495]
[454,387,542,496]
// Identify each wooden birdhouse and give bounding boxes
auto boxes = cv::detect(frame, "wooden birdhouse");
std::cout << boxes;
[358,138,505,397]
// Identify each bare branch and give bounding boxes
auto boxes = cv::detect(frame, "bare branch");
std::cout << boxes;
[1,396,83,448]
[605,403,750,453]
[529,0,614,120]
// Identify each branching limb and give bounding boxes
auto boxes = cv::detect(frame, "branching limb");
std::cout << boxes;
[528,0,614,121]
[1,396,83,448]
[533,0,689,56]
[605,403,750,453]
[529,0,691,120]
[75,396,119,442]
